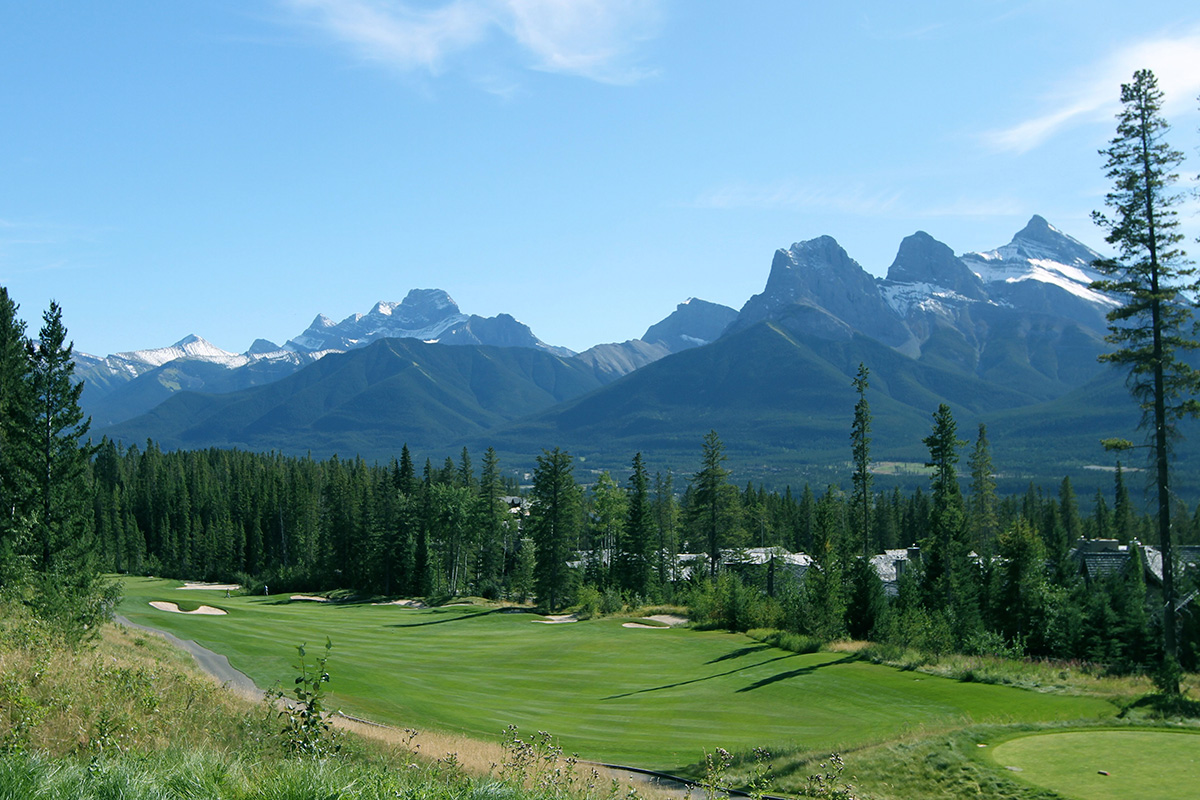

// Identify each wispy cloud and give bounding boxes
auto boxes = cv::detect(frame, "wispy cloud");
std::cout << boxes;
[692,180,1034,223]
[915,197,1027,218]
[504,0,661,84]
[692,181,904,216]
[983,29,1200,154]
[277,0,662,84]
[279,0,493,74]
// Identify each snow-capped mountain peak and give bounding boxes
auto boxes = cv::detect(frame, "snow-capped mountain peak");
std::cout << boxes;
[959,215,1115,309]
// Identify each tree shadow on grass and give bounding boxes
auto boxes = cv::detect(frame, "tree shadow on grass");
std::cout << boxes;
[707,644,772,664]
[386,608,499,628]
[735,654,858,692]
[602,653,800,700]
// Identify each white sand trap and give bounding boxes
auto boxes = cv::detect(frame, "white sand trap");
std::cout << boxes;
[179,582,241,591]
[289,595,330,602]
[644,614,688,627]
[372,599,427,608]
[623,621,668,629]
[150,601,227,616]
[534,613,579,624]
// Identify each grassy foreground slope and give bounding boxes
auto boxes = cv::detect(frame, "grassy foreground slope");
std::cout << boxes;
[119,578,1115,772]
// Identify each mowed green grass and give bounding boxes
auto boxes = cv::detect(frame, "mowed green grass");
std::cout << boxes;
[118,577,1115,770]
[989,730,1200,800]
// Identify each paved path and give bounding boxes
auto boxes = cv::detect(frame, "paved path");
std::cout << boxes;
[114,614,263,699]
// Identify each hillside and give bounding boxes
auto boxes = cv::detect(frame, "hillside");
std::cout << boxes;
[102,337,605,454]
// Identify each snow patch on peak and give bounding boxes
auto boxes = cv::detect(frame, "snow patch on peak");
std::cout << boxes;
[371,301,399,316]
[880,281,978,318]
[1006,261,1120,307]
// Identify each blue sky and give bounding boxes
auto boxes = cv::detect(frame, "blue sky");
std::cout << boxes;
[2,1,1199,357]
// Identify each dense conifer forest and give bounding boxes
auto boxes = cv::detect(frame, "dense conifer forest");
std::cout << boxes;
[85,426,1200,675]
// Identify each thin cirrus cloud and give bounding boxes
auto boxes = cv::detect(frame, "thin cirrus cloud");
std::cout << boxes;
[983,29,1200,154]
[277,0,663,84]
[692,181,905,217]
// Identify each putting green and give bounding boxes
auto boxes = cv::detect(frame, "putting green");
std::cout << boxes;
[117,577,1115,770]
[989,730,1200,800]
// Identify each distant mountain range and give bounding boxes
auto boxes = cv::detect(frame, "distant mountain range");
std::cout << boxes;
[90,216,1196,495]
[76,289,737,427]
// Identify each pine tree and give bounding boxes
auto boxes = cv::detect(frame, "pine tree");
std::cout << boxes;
[1112,461,1134,542]
[967,423,999,548]
[849,363,872,556]
[0,289,32,588]
[476,447,508,596]
[920,404,978,642]
[27,301,116,638]
[620,452,654,598]
[688,431,741,576]
[529,448,580,611]
[1059,477,1082,546]
[1091,68,1200,690]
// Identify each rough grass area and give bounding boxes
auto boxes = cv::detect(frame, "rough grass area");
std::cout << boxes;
[119,576,1117,773]
[857,642,1176,702]
[989,729,1200,800]
[0,604,266,756]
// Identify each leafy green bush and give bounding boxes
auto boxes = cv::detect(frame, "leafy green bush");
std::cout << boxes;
[687,574,783,633]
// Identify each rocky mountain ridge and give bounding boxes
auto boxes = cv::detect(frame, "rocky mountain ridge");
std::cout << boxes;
[75,289,736,426]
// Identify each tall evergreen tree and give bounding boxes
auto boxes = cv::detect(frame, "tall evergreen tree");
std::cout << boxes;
[529,448,580,611]
[850,363,872,556]
[967,423,999,548]
[475,447,509,596]
[27,302,116,638]
[1111,460,1135,543]
[920,404,977,641]
[688,430,741,576]
[0,289,32,588]
[620,452,655,598]
[1091,68,1200,689]
[1059,477,1082,546]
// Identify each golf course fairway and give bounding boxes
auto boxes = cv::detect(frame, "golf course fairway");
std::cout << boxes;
[989,730,1200,799]
[119,577,1116,770]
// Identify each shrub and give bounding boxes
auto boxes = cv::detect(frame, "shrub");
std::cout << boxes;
[267,639,340,759]
[745,628,822,655]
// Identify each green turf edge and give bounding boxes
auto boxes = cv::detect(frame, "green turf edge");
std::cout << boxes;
[979,725,1200,800]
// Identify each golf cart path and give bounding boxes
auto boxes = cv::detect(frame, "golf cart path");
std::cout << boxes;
[115,614,263,699]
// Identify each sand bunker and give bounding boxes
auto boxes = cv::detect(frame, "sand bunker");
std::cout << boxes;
[534,613,579,624]
[178,582,240,591]
[150,601,227,616]
[644,614,688,627]
[372,599,427,608]
[622,621,668,629]
[289,595,330,602]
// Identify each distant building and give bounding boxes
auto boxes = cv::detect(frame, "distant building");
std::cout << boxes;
[1068,538,1200,586]
[869,546,921,597]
